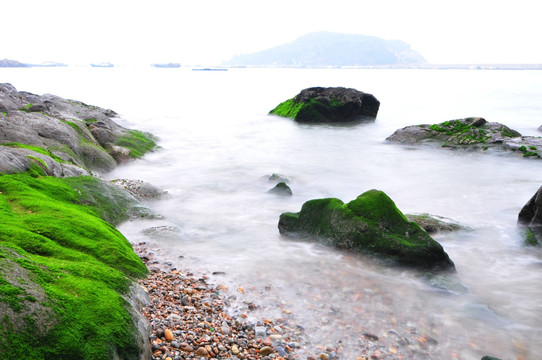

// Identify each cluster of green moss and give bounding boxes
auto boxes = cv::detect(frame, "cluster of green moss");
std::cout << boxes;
[429,119,491,145]
[116,130,158,158]
[518,145,540,158]
[1,143,66,164]
[18,103,33,112]
[269,97,344,122]
[0,172,148,359]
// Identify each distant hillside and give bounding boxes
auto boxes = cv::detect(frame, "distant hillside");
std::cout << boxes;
[0,58,28,67]
[224,32,426,67]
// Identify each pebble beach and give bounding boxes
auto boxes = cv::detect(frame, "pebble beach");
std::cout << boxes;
[133,242,449,360]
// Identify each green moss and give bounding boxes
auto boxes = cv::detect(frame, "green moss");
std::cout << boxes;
[269,98,305,119]
[0,276,25,312]
[1,143,66,163]
[518,145,540,158]
[115,130,157,158]
[19,103,33,112]
[0,173,148,359]
[269,97,345,122]
[1,112,6,117]
[430,118,491,145]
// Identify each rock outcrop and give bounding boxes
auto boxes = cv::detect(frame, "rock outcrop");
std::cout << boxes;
[0,83,157,174]
[0,84,159,359]
[386,117,542,159]
[269,87,380,123]
[518,185,542,244]
[278,190,455,271]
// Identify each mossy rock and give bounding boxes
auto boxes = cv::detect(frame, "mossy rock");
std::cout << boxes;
[269,87,380,123]
[386,117,542,159]
[278,190,455,271]
[0,173,149,359]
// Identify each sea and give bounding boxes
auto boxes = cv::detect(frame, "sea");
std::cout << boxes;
[2,66,542,359]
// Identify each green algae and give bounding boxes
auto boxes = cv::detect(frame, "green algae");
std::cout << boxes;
[0,173,148,359]
[269,97,345,122]
[116,130,157,158]
[1,143,66,163]
[279,190,455,270]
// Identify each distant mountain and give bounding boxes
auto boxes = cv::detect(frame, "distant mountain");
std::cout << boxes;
[224,32,426,67]
[0,58,29,67]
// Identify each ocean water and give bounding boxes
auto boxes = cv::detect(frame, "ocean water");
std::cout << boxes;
[2,67,542,359]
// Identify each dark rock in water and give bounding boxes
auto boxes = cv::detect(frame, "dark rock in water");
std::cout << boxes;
[518,185,542,245]
[111,179,166,200]
[278,189,455,271]
[268,182,293,196]
[386,117,542,159]
[269,87,380,123]
[406,213,470,234]
[421,272,468,294]
[481,356,503,360]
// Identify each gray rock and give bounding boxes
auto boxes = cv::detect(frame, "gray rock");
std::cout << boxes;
[111,179,166,200]
[0,83,157,174]
[386,117,542,159]
[406,213,470,234]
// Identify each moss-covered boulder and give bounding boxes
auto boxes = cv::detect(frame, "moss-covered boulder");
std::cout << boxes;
[0,83,157,174]
[386,117,542,159]
[269,87,380,123]
[0,173,151,359]
[278,190,455,271]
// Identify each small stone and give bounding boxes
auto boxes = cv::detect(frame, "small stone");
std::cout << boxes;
[165,328,174,342]
[195,347,209,357]
[232,345,240,355]
[259,346,273,356]
[180,343,194,352]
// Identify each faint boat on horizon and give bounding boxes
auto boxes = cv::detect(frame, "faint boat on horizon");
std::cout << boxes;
[90,62,114,68]
[152,63,181,68]
[192,67,228,71]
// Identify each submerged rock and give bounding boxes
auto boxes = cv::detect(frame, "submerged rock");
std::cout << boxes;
[269,87,380,123]
[406,213,471,234]
[386,117,542,159]
[267,181,293,196]
[278,189,455,271]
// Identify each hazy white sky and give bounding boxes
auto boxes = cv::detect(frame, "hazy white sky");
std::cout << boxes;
[3,0,541,65]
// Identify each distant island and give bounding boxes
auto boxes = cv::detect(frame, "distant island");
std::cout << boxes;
[223,32,427,67]
[0,58,29,67]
